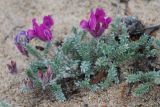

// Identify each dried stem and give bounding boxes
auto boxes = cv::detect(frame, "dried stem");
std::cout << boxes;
[145,24,160,30]
[144,24,160,34]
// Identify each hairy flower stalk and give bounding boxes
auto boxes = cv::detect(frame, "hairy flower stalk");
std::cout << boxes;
[80,7,112,38]
[27,15,54,42]
[15,31,29,56]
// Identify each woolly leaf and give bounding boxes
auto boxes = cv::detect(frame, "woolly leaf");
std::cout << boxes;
[51,84,66,102]
[155,39,160,49]
[111,15,122,33]
[76,79,91,89]
[126,72,142,83]
[107,64,119,84]
[29,60,48,73]
[71,26,78,35]
[25,44,42,59]
[154,78,160,85]
[0,100,11,107]
[80,61,92,77]
[77,42,92,61]
[99,78,111,89]
[141,71,159,82]
[76,79,98,91]
[26,68,35,79]
[43,42,51,56]
[95,56,109,68]
[134,83,151,97]
[97,41,115,56]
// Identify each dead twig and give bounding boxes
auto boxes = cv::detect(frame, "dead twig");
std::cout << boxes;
[144,24,160,35]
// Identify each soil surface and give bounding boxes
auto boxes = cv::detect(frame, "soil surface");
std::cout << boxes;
[0,0,160,107]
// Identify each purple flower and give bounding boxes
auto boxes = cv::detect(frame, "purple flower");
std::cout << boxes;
[15,31,29,56]
[37,65,53,89]
[7,60,17,74]
[27,15,54,42]
[43,15,54,29]
[80,8,112,38]
[23,78,34,89]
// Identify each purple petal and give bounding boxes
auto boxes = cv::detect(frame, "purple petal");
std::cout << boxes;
[96,27,105,37]
[80,20,89,30]
[38,70,43,80]
[32,18,40,35]
[106,17,112,24]
[46,65,53,80]
[32,18,45,39]
[43,28,52,41]
[27,29,36,40]
[105,17,112,28]
[89,10,96,30]
[16,44,28,56]
[7,60,17,74]
[95,23,100,32]
[95,7,106,18]
[31,18,53,42]
[90,30,97,38]
[43,15,54,29]
[36,24,52,41]
[15,31,29,45]
[23,78,34,89]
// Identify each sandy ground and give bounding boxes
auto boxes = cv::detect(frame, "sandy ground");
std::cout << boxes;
[0,0,160,107]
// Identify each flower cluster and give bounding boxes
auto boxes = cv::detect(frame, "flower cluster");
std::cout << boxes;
[15,8,112,56]
[80,8,112,38]
[15,15,54,56]
[14,31,29,56]
[27,15,54,41]
[37,65,53,89]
